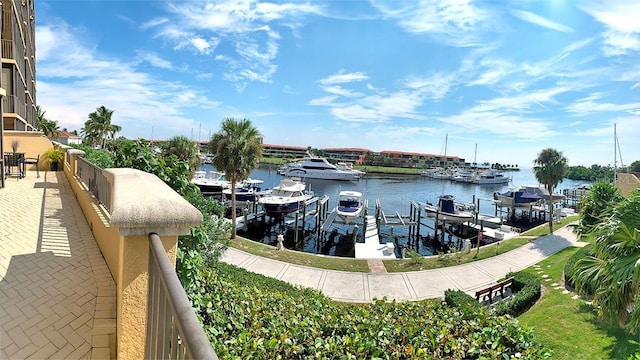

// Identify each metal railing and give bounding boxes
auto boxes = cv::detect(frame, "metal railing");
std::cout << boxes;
[146,233,218,360]
[77,156,112,213]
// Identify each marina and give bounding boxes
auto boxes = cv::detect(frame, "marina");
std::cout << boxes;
[201,164,588,259]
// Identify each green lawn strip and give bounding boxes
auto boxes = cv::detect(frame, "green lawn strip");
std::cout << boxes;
[517,247,638,360]
[520,215,580,237]
[231,236,370,272]
[383,237,532,272]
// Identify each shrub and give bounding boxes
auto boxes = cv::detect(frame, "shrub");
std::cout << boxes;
[191,263,551,359]
[491,272,541,317]
[564,243,594,292]
[444,289,480,309]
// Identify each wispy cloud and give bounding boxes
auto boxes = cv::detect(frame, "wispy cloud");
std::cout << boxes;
[580,1,640,56]
[370,0,493,47]
[511,10,574,33]
[152,1,324,91]
[318,71,369,85]
[35,23,220,136]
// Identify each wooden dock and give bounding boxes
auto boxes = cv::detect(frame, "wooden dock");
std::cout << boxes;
[354,215,396,259]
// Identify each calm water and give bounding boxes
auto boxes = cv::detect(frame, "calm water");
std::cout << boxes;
[202,165,587,257]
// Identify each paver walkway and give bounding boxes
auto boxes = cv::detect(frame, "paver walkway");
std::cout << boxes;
[222,224,582,302]
[0,171,116,359]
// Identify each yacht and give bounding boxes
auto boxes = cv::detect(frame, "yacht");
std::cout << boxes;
[259,178,314,217]
[494,185,565,207]
[335,191,364,224]
[470,170,510,185]
[285,156,362,181]
[191,171,230,194]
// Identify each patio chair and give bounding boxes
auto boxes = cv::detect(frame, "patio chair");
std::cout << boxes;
[23,154,40,178]
[3,153,25,179]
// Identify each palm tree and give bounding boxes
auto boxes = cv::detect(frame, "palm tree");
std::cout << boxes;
[161,135,201,175]
[577,181,622,235]
[574,190,640,333]
[533,148,568,233]
[209,118,262,239]
[83,106,120,149]
[35,106,60,138]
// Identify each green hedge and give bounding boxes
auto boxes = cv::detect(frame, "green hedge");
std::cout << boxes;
[444,289,479,309]
[492,272,541,317]
[191,263,551,359]
[563,244,595,294]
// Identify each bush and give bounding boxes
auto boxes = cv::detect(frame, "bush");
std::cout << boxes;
[444,289,480,309]
[491,272,541,317]
[564,243,594,292]
[191,263,551,359]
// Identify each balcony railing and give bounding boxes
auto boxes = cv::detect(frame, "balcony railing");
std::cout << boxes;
[146,233,218,360]
[77,156,112,213]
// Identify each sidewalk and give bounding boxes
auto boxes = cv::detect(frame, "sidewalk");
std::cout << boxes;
[0,171,116,359]
[222,225,582,302]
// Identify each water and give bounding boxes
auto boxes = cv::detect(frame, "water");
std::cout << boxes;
[201,165,588,257]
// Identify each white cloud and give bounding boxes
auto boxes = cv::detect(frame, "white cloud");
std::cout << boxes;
[318,71,369,85]
[580,1,640,56]
[370,0,493,47]
[35,22,220,138]
[511,10,574,33]
[136,51,173,69]
[322,86,363,98]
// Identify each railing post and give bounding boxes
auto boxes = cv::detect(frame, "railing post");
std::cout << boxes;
[103,169,203,359]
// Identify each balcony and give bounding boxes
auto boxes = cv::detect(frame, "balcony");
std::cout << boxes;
[0,146,216,359]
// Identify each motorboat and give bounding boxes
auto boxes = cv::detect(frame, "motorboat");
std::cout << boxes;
[470,170,510,185]
[451,169,475,183]
[494,185,565,207]
[420,167,451,179]
[259,177,314,217]
[335,190,364,224]
[424,195,474,224]
[191,171,230,194]
[223,178,271,202]
[285,156,362,181]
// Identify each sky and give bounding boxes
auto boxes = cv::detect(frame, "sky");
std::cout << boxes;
[35,0,639,168]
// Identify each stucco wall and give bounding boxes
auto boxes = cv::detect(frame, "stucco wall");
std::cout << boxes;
[616,173,640,197]
[3,131,53,171]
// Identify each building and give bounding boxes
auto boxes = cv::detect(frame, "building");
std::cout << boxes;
[261,143,308,159]
[323,147,370,165]
[1,0,38,187]
[53,130,82,145]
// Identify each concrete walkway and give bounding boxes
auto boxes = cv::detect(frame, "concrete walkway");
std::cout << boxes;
[222,224,582,302]
[0,171,116,359]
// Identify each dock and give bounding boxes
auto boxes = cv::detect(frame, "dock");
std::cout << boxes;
[354,215,396,259]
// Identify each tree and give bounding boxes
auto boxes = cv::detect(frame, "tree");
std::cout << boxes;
[577,181,622,235]
[35,105,60,138]
[209,118,262,239]
[161,135,201,176]
[82,106,121,149]
[574,190,640,334]
[533,148,568,233]
[630,160,640,173]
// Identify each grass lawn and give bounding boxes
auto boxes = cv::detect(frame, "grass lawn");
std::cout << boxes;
[231,236,370,272]
[518,247,639,359]
[520,215,580,237]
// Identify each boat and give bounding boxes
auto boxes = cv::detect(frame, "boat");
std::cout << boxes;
[285,156,362,181]
[258,177,314,217]
[335,190,364,224]
[222,178,271,202]
[420,167,452,179]
[424,195,474,224]
[494,185,564,207]
[470,170,510,185]
[451,169,475,183]
[191,170,230,194]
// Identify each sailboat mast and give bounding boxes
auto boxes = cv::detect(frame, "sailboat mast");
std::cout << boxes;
[444,134,448,168]
[614,123,617,183]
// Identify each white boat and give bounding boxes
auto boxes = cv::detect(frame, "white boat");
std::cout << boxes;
[285,156,362,181]
[420,167,451,179]
[424,195,474,224]
[258,177,314,217]
[222,179,271,202]
[451,169,475,183]
[470,170,510,185]
[191,171,231,194]
[335,190,364,224]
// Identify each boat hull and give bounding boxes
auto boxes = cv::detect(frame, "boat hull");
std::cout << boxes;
[286,167,360,181]
[262,201,308,217]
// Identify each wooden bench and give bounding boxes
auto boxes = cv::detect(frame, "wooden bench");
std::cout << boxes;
[475,277,514,304]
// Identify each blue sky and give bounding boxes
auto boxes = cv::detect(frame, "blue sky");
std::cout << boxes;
[36,0,639,168]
